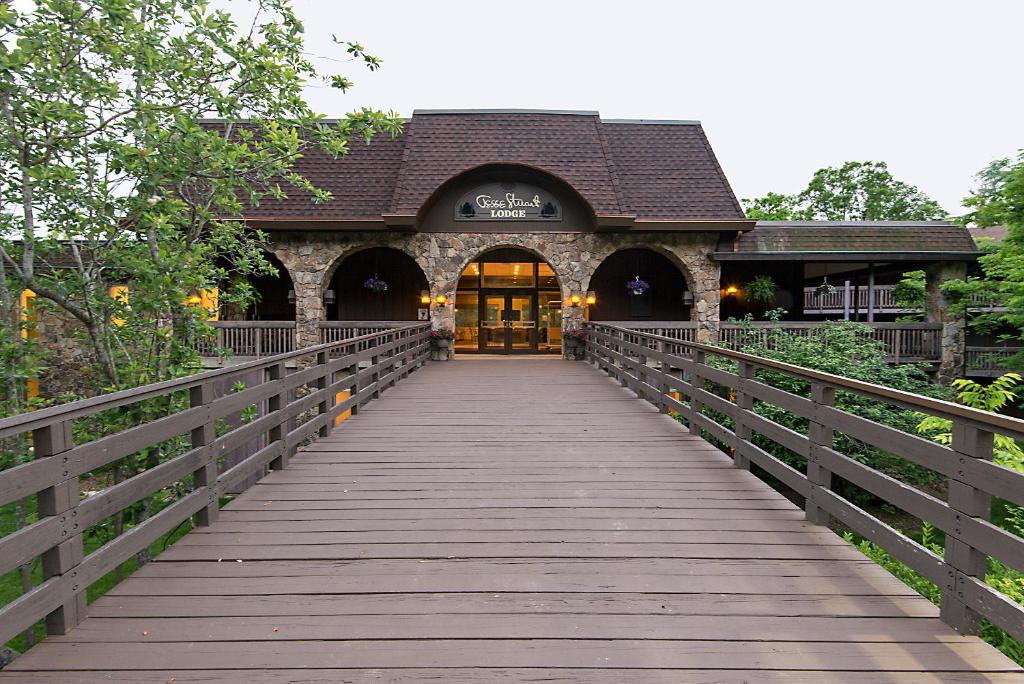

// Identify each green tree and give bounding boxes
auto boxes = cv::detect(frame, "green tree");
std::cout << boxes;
[0,0,400,393]
[956,152,1024,361]
[0,0,401,627]
[743,161,947,221]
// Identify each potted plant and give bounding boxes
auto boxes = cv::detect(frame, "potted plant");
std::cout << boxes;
[429,327,454,349]
[626,276,650,296]
[746,275,778,305]
[363,275,388,293]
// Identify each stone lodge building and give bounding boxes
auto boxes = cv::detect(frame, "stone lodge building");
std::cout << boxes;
[228,109,977,379]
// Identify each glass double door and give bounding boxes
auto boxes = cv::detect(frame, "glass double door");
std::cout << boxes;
[481,292,535,353]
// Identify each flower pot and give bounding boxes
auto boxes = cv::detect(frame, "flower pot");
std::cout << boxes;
[630,289,644,296]
[435,339,450,349]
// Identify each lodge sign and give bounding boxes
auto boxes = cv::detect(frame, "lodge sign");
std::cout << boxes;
[454,182,561,221]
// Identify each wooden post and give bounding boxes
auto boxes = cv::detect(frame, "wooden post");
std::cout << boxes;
[35,420,86,635]
[347,360,361,417]
[266,362,287,471]
[688,349,706,435]
[189,381,219,526]
[656,339,669,414]
[940,421,994,634]
[733,360,754,470]
[843,280,851,321]
[805,382,835,525]
[317,350,333,438]
[867,263,876,323]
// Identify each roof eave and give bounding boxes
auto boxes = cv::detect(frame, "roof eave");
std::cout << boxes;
[713,251,979,262]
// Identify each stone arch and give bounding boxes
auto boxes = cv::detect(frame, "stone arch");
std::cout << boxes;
[445,240,571,299]
[324,245,431,321]
[321,241,431,293]
[586,247,696,322]
[583,243,697,295]
[246,250,296,321]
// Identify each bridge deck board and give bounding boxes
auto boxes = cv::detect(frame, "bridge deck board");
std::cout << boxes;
[5,357,1021,681]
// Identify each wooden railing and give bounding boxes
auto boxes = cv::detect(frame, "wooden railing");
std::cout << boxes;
[319,321,412,345]
[583,322,1024,641]
[967,347,1022,377]
[196,321,296,358]
[804,285,1005,315]
[604,321,942,363]
[0,323,430,645]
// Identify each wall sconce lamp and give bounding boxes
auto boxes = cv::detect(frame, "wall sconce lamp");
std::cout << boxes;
[434,294,448,306]
[323,289,337,305]
[585,291,597,305]
[682,291,694,306]
[287,289,296,305]
[724,285,739,296]
[568,294,582,307]
[420,290,431,305]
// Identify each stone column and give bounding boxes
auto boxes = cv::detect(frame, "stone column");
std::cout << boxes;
[690,256,721,344]
[292,271,324,349]
[926,261,967,385]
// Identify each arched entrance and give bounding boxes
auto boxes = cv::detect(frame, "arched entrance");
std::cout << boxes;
[327,247,429,321]
[588,248,693,322]
[245,252,296,321]
[454,248,562,354]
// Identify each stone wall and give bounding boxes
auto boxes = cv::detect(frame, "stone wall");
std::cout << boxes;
[34,306,97,399]
[268,231,723,353]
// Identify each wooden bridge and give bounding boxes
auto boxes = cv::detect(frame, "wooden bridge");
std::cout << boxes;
[1,324,1022,681]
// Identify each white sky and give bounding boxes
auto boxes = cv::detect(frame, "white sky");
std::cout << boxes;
[287,0,1022,214]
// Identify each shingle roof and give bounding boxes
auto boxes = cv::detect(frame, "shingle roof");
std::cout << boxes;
[721,221,978,259]
[232,110,745,222]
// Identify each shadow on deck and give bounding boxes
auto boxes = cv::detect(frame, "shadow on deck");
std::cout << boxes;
[3,356,1020,682]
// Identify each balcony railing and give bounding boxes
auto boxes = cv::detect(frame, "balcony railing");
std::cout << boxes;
[966,346,1022,377]
[196,321,296,359]
[804,285,1004,315]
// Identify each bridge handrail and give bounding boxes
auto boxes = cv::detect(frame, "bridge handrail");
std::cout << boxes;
[583,321,1024,643]
[0,323,431,645]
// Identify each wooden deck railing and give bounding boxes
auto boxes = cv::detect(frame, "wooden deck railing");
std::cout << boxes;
[196,321,296,358]
[319,321,413,345]
[603,321,943,363]
[583,321,1024,642]
[967,347,1022,378]
[803,285,1005,315]
[0,323,430,645]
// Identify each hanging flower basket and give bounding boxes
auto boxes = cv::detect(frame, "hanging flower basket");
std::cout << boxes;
[363,276,388,293]
[815,278,837,297]
[626,276,650,296]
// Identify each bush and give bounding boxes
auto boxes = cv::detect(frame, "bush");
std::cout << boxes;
[725,319,951,485]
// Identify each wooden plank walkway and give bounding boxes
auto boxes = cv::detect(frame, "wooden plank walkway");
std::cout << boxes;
[4,357,1021,682]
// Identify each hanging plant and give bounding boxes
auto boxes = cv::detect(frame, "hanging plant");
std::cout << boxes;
[746,275,778,304]
[363,276,388,293]
[815,277,837,297]
[626,276,650,296]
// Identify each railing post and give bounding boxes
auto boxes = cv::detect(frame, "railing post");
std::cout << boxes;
[189,381,219,526]
[805,382,835,525]
[733,360,754,470]
[656,339,669,414]
[347,357,361,417]
[940,421,994,634]
[687,349,705,435]
[316,350,334,438]
[266,361,288,471]
[35,420,85,635]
